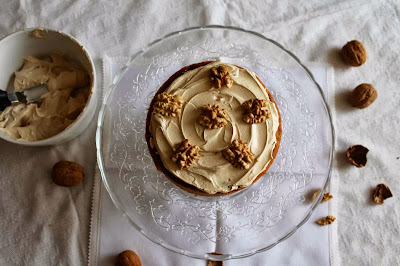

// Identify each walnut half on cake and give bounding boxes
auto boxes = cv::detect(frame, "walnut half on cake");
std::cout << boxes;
[146,61,282,196]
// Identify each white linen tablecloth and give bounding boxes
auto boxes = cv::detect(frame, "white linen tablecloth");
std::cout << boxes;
[0,1,399,265]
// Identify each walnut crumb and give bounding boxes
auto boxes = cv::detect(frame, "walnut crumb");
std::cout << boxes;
[210,65,233,89]
[241,99,270,124]
[198,104,228,129]
[312,189,321,201]
[171,139,200,169]
[312,189,333,203]
[222,139,254,169]
[153,92,183,117]
[316,215,336,226]
[321,191,333,203]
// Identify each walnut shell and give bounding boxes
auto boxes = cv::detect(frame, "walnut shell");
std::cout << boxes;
[51,161,84,187]
[346,145,369,167]
[115,250,142,266]
[350,83,377,109]
[341,40,367,66]
[373,184,393,205]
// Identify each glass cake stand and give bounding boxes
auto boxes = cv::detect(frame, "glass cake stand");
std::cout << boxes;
[96,26,334,261]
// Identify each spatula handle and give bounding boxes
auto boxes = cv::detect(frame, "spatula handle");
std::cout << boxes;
[0,90,11,111]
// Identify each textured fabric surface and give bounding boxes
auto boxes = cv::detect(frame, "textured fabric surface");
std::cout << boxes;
[0,131,96,265]
[0,0,399,265]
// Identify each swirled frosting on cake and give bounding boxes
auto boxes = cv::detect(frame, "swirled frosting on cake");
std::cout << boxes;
[149,61,280,194]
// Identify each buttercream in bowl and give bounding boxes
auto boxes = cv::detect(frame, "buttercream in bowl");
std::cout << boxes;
[0,28,96,145]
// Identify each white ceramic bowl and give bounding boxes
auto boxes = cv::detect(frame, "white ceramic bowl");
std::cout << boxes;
[0,28,97,146]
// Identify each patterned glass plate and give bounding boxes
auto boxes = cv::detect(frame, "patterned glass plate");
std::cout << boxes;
[96,26,334,261]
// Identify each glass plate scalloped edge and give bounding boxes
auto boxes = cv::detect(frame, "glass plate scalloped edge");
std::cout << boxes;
[96,25,335,261]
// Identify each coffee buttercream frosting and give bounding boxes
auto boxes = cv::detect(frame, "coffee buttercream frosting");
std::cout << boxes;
[0,53,90,141]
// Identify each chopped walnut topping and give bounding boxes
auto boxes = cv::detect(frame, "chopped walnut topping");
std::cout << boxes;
[171,139,200,169]
[312,189,333,203]
[198,104,228,129]
[241,99,271,124]
[373,184,393,205]
[210,65,233,89]
[316,215,336,226]
[153,92,183,117]
[222,139,254,169]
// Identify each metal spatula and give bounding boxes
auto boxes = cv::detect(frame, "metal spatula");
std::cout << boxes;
[0,76,48,111]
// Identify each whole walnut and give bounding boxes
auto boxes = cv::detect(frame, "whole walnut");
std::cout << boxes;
[341,40,367,66]
[52,161,84,187]
[349,83,377,109]
[115,250,142,266]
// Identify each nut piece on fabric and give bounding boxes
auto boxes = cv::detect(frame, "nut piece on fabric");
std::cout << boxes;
[312,189,322,201]
[321,191,333,203]
[51,161,84,187]
[341,40,367,66]
[316,215,336,226]
[171,139,200,169]
[350,83,377,109]
[241,99,270,124]
[153,92,183,117]
[373,184,393,205]
[312,189,333,203]
[210,65,233,89]
[346,145,369,167]
[115,250,142,266]
[198,104,228,129]
[222,139,254,169]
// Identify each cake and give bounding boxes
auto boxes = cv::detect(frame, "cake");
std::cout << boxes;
[146,61,282,196]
